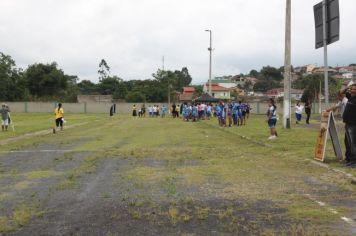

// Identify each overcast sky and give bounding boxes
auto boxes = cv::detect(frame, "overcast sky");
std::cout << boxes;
[0,0,355,84]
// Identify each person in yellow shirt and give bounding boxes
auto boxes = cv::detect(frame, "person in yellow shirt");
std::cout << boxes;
[53,103,64,133]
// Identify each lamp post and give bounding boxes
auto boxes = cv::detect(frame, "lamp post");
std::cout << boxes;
[283,0,291,129]
[205,29,212,96]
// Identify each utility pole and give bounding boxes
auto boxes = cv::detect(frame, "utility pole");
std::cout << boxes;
[205,30,212,95]
[322,0,329,107]
[163,56,171,113]
[283,0,291,129]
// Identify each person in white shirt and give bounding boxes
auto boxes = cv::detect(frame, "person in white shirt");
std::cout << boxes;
[295,102,304,124]
[326,89,348,117]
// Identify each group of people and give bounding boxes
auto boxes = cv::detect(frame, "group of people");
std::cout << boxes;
[182,103,212,122]
[214,101,250,127]
[326,82,356,167]
[132,104,169,118]
[0,103,11,132]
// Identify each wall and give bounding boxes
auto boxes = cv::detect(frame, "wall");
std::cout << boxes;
[0,102,330,115]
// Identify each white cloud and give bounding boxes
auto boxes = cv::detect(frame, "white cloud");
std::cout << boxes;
[0,0,355,84]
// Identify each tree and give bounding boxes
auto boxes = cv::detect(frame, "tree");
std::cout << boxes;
[25,62,71,99]
[98,59,110,81]
[174,67,192,90]
[260,66,283,81]
[98,76,122,95]
[125,90,146,102]
[77,80,98,95]
[0,52,28,101]
[243,80,253,92]
[293,74,342,102]
[249,69,259,78]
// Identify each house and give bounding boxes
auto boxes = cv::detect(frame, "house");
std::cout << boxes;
[265,88,303,100]
[265,88,284,98]
[244,76,258,85]
[211,77,237,89]
[338,66,356,74]
[290,89,304,100]
[312,67,338,74]
[203,83,231,99]
[306,64,317,74]
[179,87,195,102]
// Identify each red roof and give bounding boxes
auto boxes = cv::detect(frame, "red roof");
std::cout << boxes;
[205,83,230,91]
[183,87,195,93]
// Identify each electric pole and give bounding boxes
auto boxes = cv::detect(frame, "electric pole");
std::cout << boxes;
[283,0,291,129]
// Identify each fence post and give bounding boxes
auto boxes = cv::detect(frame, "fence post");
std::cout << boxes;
[257,102,260,114]
[84,102,87,113]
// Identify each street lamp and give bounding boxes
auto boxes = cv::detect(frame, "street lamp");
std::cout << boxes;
[205,29,212,96]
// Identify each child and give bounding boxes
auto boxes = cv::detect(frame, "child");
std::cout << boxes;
[295,102,304,124]
[267,98,278,140]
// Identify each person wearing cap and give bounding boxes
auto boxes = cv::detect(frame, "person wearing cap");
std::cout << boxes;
[343,83,356,167]
[0,104,10,131]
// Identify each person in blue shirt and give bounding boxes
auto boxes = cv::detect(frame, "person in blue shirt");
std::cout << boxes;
[240,102,247,125]
[160,105,167,118]
[192,104,199,122]
[227,101,233,127]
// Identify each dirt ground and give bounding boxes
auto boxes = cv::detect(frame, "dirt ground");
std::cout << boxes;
[1,116,356,236]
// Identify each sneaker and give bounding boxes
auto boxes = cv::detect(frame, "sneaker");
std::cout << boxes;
[268,135,277,140]
[345,162,356,167]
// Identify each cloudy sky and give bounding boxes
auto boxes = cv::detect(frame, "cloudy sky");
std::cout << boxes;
[0,0,355,84]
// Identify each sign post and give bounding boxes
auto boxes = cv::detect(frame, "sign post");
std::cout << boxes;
[314,0,340,107]
[314,111,343,162]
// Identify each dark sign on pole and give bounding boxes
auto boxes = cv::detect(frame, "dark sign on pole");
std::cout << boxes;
[314,0,340,49]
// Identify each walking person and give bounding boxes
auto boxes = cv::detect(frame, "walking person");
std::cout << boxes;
[342,83,356,167]
[53,103,64,133]
[304,100,312,124]
[267,98,278,140]
[0,103,10,132]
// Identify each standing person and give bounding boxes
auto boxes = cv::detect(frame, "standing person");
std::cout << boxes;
[241,102,247,125]
[326,90,348,118]
[267,98,278,140]
[227,101,233,127]
[206,103,212,120]
[0,103,10,132]
[304,100,312,124]
[160,105,167,118]
[132,104,137,117]
[246,103,251,119]
[147,105,151,117]
[53,103,64,133]
[176,104,180,118]
[141,104,146,117]
[342,83,356,167]
[172,104,176,118]
[294,102,304,124]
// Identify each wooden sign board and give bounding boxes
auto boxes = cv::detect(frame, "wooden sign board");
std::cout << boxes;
[314,111,343,162]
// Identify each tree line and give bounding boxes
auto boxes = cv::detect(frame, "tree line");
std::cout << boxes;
[1,51,348,103]
[0,52,192,102]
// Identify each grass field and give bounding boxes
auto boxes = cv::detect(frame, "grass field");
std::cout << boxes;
[0,112,355,235]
